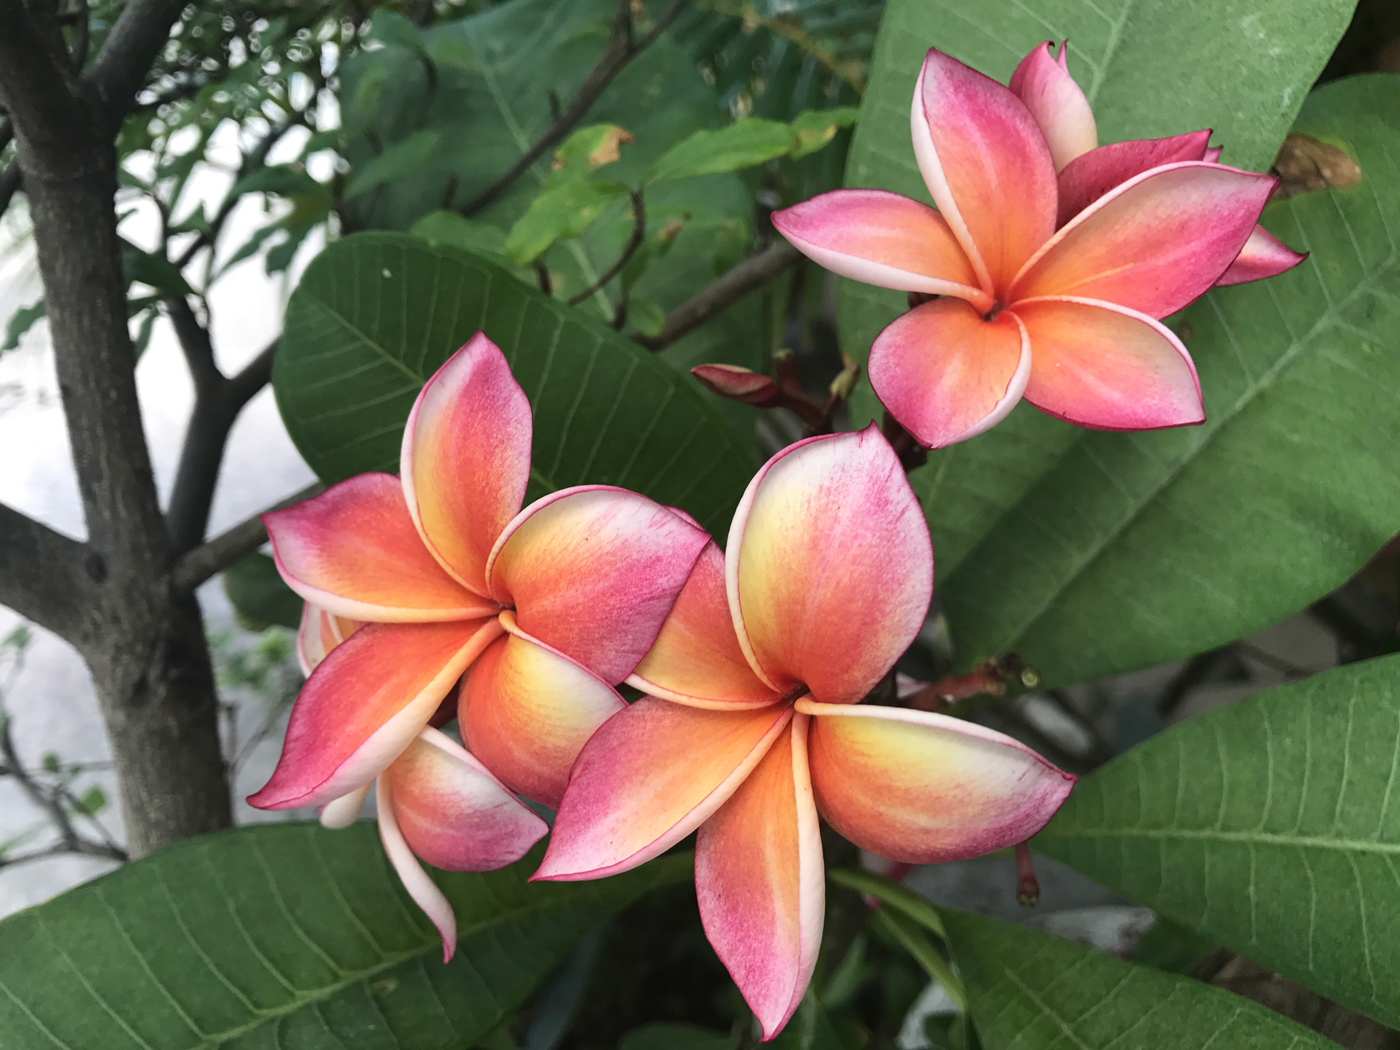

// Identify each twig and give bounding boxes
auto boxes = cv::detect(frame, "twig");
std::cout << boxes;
[457,0,686,216]
[633,240,800,351]
[0,839,127,871]
[172,482,324,594]
[568,189,645,307]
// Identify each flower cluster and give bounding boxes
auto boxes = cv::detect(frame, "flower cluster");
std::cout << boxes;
[252,37,1303,1041]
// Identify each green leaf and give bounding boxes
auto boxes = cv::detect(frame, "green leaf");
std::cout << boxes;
[72,785,107,816]
[274,233,754,534]
[0,823,689,1050]
[1037,652,1400,1030]
[769,989,846,1050]
[130,309,158,362]
[505,180,631,265]
[223,551,302,631]
[789,108,860,161]
[864,72,1400,686]
[121,243,192,296]
[549,124,634,182]
[346,129,445,200]
[626,298,667,337]
[619,1023,736,1050]
[645,118,798,185]
[3,300,45,351]
[942,909,1336,1049]
[229,163,330,203]
[1131,919,1217,976]
[410,210,532,281]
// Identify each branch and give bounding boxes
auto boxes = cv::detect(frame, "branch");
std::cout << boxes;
[568,189,645,307]
[457,0,686,216]
[0,4,84,153]
[172,482,324,595]
[83,0,189,128]
[0,164,20,218]
[633,240,800,351]
[0,502,94,640]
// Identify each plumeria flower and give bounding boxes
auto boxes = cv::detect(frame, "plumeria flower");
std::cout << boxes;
[533,427,1074,1039]
[297,604,546,962]
[250,331,709,819]
[772,44,1294,449]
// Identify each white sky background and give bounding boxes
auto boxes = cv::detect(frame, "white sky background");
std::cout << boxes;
[0,119,326,916]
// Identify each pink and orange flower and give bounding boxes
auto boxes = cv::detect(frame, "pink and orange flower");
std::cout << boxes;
[534,427,1074,1038]
[250,333,709,950]
[773,42,1305,449]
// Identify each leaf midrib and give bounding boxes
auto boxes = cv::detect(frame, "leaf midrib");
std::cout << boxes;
[1042,825,1400,855]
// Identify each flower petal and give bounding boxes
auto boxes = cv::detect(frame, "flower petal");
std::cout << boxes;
[382,728,547,871]
[318,782,370,829]
[264,474,498,622]
[1055,130,1212,225]
[799,699,1075,863]
[486,487,709,684]
[1015,296,1203,430]
[1215,225,1307,286]
[535,698,792,881]
[401,333,532,595]
[298,605,364,675]
[247,618,502,810]
[1009,161,1277,317]
[459,622,626,808]
[1008,41,1097,172]
[911,47,1057,291]
[728,427,933,704]
[696,715,823,1041]
[868,297,1032,449]
[771,190,989,309]
[627,542,782,709]
[377,777,458,963]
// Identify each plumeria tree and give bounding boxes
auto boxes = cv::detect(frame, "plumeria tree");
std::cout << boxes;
[2,0,1400,1049]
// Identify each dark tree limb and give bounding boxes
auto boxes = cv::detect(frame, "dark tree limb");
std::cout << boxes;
[173,482,324,595]
[569,189,645,307]
[633,240,800,351]
[84,0,189,125]
[456,0,686,216]
[0,502,94,641]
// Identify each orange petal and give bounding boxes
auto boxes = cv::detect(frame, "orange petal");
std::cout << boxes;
[1009,161,1277,317]
[800,700,1075,863]
[264,474,498,622]
[487,486,709,684]
[382,728,547,872]
[911,47,1057,292]
[401,333,532,594]
[377,777,458,963]
[247,617,502,810]
[627,542,782,709]
[771,190,989,310]
[728,427,933,703]
[298,604,364,675]
[1015,297,1203,430]
[696,715,823,1041]
[535,698,792,880]
[459,624,626,808]
[869,297,1032,449]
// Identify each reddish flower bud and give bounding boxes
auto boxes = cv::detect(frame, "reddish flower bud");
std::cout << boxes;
[690,363,783,407]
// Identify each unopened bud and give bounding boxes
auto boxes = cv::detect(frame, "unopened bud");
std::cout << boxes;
[1015,842,1040,908]
[828,353,860,401]
[691,364,782,407]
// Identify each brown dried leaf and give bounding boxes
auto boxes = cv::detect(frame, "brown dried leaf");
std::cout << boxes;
[1272,132,1362,198]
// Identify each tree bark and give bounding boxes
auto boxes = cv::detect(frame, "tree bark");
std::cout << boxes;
[0,0,231,856]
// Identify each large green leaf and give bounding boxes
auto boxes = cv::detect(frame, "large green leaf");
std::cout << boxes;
[274,233,754,535]
[941,909,1336,1049]
[0,822,688,1050]
[841,70,1400,684]
[1037,653,1400,1030]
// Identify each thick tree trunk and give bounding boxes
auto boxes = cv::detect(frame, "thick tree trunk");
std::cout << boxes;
[17,84,231,857]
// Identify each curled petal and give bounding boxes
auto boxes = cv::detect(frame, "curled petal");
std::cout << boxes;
[401,333,532,595]
[318,782,370,829]
[382,728,547,872]
[799,700,1075,863]
[869,297,1032,449]
[535,698,792,881]
[1215,225,1307,286]
[459,623,626,808]
[1008,41,1098,171]
[697,715,823,1041]
[248,618,503,810]
[377,778,457,963]
[298,605,364,675]
[1203,145,1223,163]
[1015,296,1203,430]
[487,487,709,684]
[628,542,782,709]
[772,190,988,309]
[1056,130,1212,225]
[728,427,933,704]
[1009,161,1277,317]
[264,474,497,623]
[911,47,1057,291]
